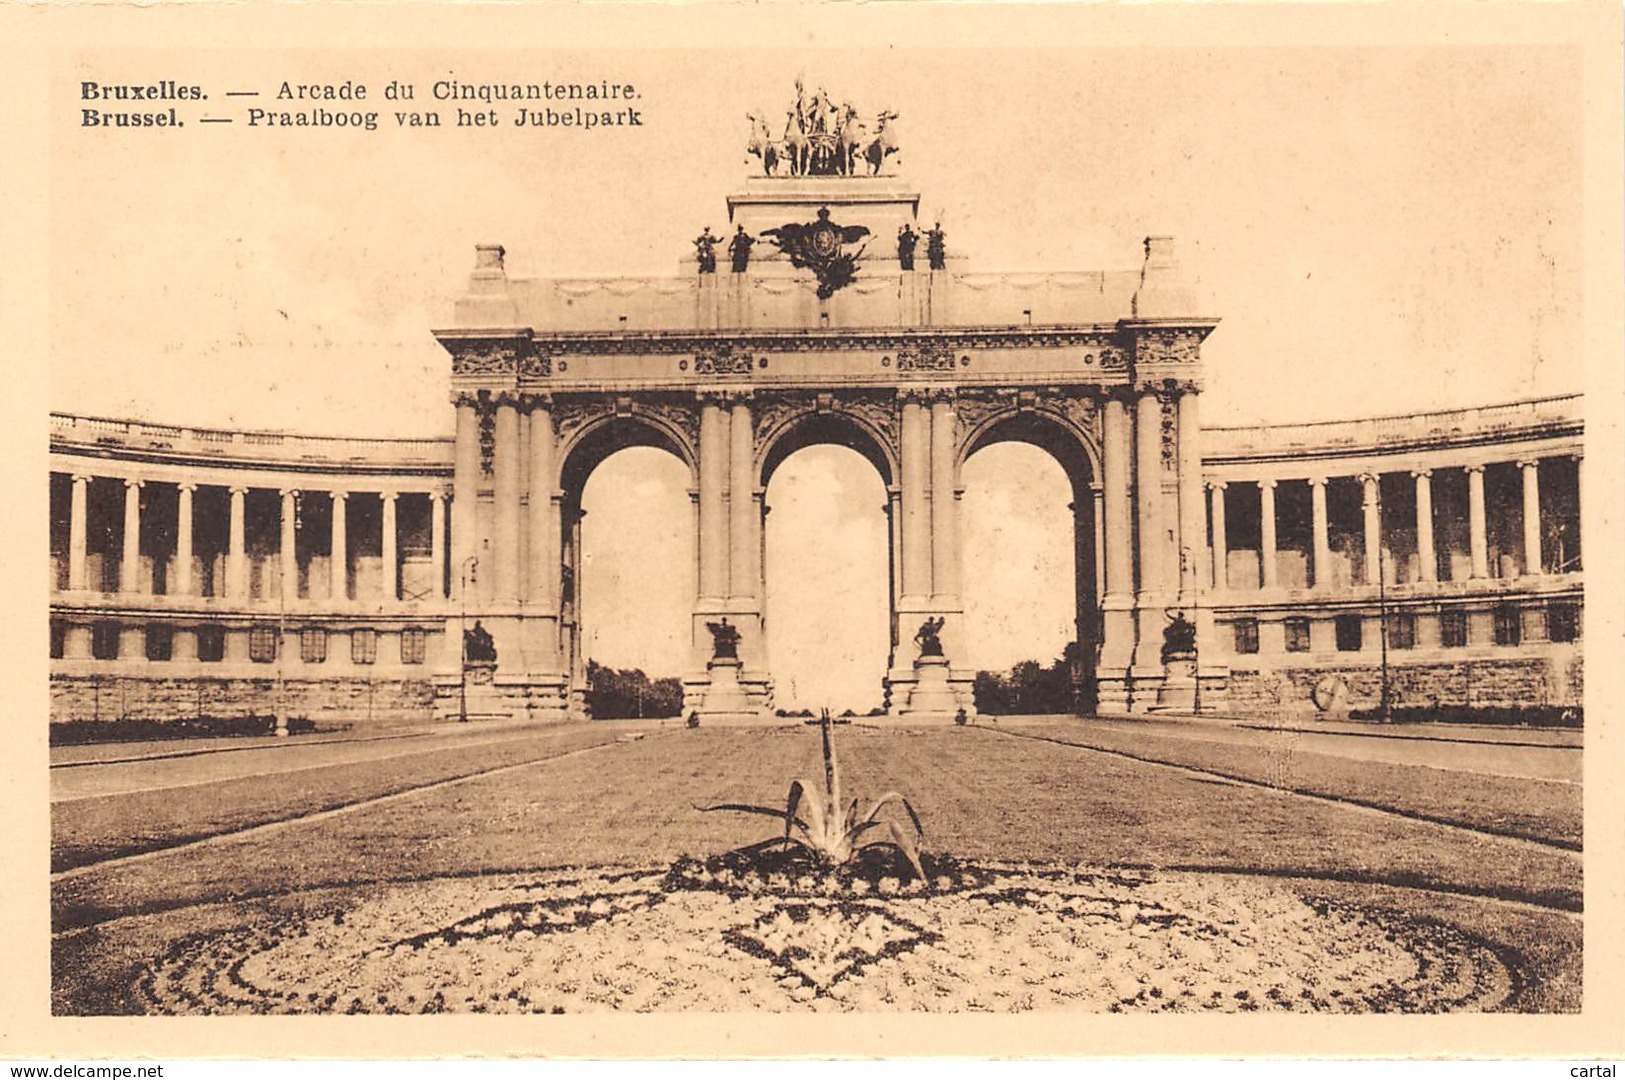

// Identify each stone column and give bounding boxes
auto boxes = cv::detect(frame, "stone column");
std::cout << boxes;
[1520,459,1542,575]
[279,488,298,601]
[1309,476,1331,590]
[330,491,348,601]
[1175,387,1204,603]
[698,396,728,600]
[1208,482,1228,590]
[528,402,557,609]
[886,488,903,608]
[1091,484,1106,602]
[1258,479,1278,589]
[930,393,960,602]
[227,486,247,600]
[1101,396,1132,600]
[121,478,143,595]
[381,490,398,602]
[1135,389,1163,596]
[492,397,521,604]
[451,395,480,601]
[1413,469,1435,582]
[900,392,930,600]
[729,396,758,602]
[1466,465,1488,579]
[431,492,448,600]
[174,483,195,596]
[68,474,89,592]
[1360,473,1381,586]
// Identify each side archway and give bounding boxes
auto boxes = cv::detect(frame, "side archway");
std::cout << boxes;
[557,411,700,717]
[959,405,1102,713]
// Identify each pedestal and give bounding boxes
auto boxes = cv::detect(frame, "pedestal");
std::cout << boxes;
[431,662,568,723]
[898,654,958,722]
[1150,656,1198,712]
[694,656,762,725]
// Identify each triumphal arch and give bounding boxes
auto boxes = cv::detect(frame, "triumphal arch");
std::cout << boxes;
[433,88,1221,721]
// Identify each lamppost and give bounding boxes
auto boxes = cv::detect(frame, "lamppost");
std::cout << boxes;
[459,555,479,723]
[274,492,301,739]
[1180,545,1201,714]
[1364,483,1392,724]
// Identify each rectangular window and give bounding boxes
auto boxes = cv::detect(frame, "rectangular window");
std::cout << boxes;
[301,628,328,664]
[1548,602,1581,643]
[1386,614,1416,651]
[91,622,121,660]
[1493,605,1522,647]
[248,626,278,663]
[1334,614,1363,652]
[50,622,66,659]
[1284,618,1311,653]
[145,625,173,661]
[1439,610,1468,649]
[196,625,226,662]
[400,628,427,665]
[1232,619,1259,655]
[351,628,377,665]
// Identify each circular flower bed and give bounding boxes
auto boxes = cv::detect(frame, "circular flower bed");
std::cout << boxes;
[135,861,1516,1014]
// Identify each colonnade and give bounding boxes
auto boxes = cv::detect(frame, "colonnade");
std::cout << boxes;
[1206,455,1582,592]
[53,472,450,603]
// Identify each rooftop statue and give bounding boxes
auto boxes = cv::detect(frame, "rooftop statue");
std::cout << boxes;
[746,84,899,177]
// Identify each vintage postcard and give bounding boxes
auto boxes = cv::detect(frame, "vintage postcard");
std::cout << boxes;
[4,0,1623,1061]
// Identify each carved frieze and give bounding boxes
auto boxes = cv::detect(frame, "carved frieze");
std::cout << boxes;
[892,343,962,372]
[553,399,613,449]
[1133,330,1203,366]
[451,344,522,377]
[840,391,901,459]
[694,344,759,376]
[1057,393,1100,439]
[752,391,808,444]
[749,388,900,465]
[656,396,700,452]
[520,328,1119,358]
[952,388,1013,441]
[519,353,553,379]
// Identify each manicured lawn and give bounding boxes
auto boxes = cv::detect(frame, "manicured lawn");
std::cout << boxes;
[55,724,1580,927]
[996,718,1582,849]
[51,722,1583,1015]
[52,724,626,872]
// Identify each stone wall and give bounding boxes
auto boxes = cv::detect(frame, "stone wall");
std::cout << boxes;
[1225,655,1578,715]
[50,674,437,727]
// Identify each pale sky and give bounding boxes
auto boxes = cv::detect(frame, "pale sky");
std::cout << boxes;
[49,44,1585,707]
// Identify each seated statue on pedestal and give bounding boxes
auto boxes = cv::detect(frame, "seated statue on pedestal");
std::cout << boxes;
[463,620,498,665]
[1160,611,1197,664]
[706,618,741,661]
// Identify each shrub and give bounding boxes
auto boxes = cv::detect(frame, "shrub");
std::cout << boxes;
[49,715,318,746]
[699,709,926,879]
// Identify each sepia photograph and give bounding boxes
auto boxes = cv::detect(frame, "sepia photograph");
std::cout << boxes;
[10,0,1624,1062]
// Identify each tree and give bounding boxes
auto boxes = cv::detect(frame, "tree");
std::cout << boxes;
[585,660,684,719]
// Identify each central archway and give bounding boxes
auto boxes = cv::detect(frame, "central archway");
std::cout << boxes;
[759,410,897,715]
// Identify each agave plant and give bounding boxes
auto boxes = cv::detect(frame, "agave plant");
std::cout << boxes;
[698,709,927,880]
